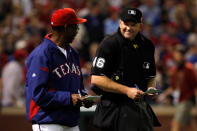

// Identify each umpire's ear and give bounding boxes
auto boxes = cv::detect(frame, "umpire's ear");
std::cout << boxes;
[139,18,143,30]
[140,17,143,23]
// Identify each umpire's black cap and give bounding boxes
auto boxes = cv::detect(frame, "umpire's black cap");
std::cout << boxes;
[120,8,142,23]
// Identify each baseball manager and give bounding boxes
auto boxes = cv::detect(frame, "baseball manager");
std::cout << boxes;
[25,8,91,131]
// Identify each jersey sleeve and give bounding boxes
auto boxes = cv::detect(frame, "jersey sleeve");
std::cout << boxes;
[145,40,156,78]
[91,37,117,77]
[149,45,156,78]
[26,53,71,110]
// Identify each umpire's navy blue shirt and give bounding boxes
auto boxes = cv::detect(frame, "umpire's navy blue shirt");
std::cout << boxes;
[91,29,156,91]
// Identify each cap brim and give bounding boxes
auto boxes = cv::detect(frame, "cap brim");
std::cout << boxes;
[76,18,87,24]
[121,17,140,23]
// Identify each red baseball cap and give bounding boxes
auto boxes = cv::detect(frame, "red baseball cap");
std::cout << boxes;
[51,8,87,26]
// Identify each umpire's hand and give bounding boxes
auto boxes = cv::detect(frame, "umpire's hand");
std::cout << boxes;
[126,88,144,99]
[71,94,83,107]
[146,87,158,99]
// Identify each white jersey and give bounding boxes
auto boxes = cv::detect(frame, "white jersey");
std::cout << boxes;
[1,60,24,106]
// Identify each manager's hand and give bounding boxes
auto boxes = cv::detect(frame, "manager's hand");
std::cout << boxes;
[71,94,83,107]
[126,88,144,99]
[83,99,94,108]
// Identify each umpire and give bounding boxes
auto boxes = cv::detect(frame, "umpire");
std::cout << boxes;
[91,8,161,131]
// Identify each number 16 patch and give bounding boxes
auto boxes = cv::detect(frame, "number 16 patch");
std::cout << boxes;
[93,57,105,68]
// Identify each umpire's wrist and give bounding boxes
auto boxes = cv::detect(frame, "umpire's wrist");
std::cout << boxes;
[124,86,132,96]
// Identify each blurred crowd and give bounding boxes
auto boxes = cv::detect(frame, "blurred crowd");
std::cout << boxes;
[0,0,197,107]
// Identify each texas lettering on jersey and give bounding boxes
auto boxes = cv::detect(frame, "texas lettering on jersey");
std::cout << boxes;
[53,62,81,78]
